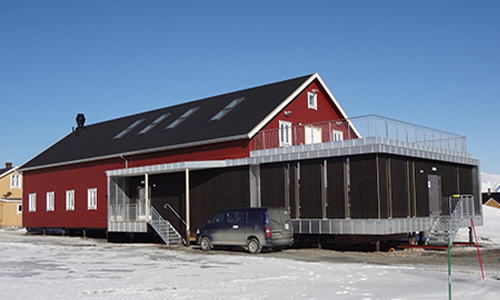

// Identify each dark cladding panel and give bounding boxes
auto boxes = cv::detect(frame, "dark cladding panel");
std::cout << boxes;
[326,157,346,218]
[391,156,409,218]
[260,163,286,207]
[408,161,416,217]
[459,165,474,194]
[349,154,378,219]
[288,162,298,218]
[440,163,459,197]
[378,155,389,219]
[150,172,186,232]
[299,160,322,218]
[189,166,250,234]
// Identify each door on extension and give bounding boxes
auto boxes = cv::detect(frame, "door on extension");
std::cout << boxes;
[428,174,441,216]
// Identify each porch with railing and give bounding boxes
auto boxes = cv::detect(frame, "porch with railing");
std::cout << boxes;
[252,115,467,153]
[109,204,147,222]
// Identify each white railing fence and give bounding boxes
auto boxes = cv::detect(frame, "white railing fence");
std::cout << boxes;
[253,115,467,153]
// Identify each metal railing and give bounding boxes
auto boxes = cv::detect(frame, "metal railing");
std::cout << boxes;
[109,204,146,222]
[150,205,184,245]
[164,203,188,228]
[442,194,475,217]
[253,114,467,153]
[427,195,475,245]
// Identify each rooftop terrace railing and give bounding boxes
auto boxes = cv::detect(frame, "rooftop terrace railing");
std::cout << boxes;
[253,114,467,153]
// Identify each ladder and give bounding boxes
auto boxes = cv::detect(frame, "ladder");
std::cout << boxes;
[149,206,186,246]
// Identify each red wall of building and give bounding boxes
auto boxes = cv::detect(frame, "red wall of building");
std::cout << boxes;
[260,79,345,131]
[22,139,251,228]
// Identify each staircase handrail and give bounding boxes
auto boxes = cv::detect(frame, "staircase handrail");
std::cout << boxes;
[163,203,188,228]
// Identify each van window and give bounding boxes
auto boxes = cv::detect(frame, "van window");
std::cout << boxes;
[227,211,246,224]
[247,211,263,224]
[210,212,226,224]
[268,209,281,225]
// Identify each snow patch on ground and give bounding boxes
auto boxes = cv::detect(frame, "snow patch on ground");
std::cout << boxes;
[1,207,500,299]
[456,205,500,245]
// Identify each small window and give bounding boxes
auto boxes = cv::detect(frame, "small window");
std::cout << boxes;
[333,130,343,141]
[66,190,75,211]
[114,119,145,139]
[210,211,226,224]
[210,97,245,121]
[17,204,22,214]
[10,174,21,189]
[166,107,199,129]
[46,191,55,211]
[279,121,292,147]
[29,193,36,212]
[88,188,97,210]
[308,92,317,110]
[138,113,170,135]
[247,211,263,224]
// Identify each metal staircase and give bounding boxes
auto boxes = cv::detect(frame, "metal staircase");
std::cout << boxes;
[426,195,475,246]
[149,206,186,246]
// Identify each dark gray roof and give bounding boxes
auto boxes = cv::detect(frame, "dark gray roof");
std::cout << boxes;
[22,74,313,170]
[0,167,11,175]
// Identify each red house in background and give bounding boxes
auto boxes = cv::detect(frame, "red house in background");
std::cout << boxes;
[20,73,481,248]
[21,74,353,236]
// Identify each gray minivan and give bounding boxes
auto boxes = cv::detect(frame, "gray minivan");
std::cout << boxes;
[195,207,293,254]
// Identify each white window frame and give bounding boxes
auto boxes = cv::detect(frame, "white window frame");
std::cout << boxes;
[10,174,21,189]
[66,190,75,211]
[29,193,36,212]
[17,204,22,214]
[332,129,344,141]
[46,191,55,211]
[88,188,97,210]
[279,120,292,147]
[308,92,317,110]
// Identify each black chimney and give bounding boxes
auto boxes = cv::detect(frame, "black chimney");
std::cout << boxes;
[76,113,86,128]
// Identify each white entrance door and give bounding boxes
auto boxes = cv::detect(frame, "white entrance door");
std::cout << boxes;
[305,126,322,144]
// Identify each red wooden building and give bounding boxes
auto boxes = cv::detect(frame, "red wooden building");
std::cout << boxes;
[21,73,481,247]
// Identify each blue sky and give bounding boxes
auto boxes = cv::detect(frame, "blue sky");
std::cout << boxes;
[1,1,499,174]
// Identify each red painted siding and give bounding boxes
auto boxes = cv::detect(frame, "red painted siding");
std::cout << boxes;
[260,80,344,132]
[22,140,251,228]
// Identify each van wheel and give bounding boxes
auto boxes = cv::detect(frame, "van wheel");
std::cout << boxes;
[200,236,211,251]
[247,238,261,254]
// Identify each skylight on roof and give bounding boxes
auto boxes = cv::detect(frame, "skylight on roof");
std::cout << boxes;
[114,119,145,139]
[210,97,245,121]
[166,107,199,130]
[138,113,170,135]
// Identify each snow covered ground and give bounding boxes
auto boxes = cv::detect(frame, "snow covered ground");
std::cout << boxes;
[1,207,499,300]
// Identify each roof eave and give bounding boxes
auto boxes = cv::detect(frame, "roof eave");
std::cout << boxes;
[0,166,19,178]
